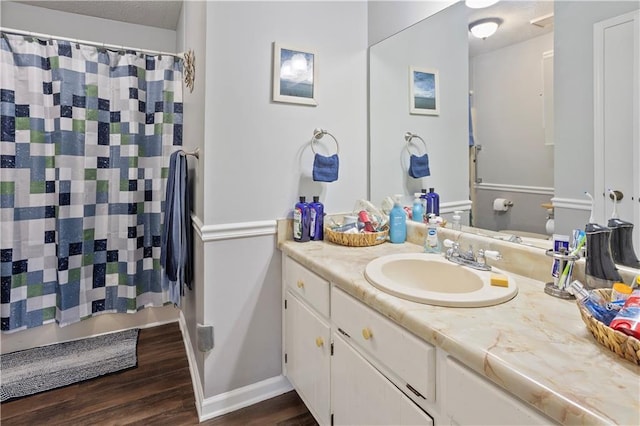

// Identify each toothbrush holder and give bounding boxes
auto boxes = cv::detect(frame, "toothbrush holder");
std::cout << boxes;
[544,249,580,299]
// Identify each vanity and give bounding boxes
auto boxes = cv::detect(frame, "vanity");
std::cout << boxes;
[278,220,640,425]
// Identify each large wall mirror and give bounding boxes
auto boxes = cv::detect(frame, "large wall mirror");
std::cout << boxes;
[369,1,639,274]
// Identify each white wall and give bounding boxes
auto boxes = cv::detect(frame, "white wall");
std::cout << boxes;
[203,1,368,225]
[197,0,368,415]
[369,2,469,208]
[554,0,640,235]
[471,32,554,234]
[367,0,455,46]
[1,1,176,52]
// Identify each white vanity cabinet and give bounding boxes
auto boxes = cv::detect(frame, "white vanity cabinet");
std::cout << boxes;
[282,256,331,425]
[282,254,554,426]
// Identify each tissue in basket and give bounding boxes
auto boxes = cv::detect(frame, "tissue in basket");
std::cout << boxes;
[577,288,640,365]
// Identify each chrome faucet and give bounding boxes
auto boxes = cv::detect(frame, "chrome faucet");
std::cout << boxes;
[443,239,501,271]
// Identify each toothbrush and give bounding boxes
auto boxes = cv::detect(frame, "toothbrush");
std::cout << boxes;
[558,234,586,289]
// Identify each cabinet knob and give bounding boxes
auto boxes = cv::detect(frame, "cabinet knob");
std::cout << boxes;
[297,280,304,289]
[315,337,324,347]
[362,328,373,340]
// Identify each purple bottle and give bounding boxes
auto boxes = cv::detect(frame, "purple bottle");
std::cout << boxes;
[426,188,440,216]
[309,196,324,241]
[293,196,311,242]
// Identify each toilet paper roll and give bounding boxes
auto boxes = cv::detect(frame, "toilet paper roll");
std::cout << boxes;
[493,198,512,212]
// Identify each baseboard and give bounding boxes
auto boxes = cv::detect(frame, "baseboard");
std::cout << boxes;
[198,375,293,422]
[178,312,205,420]
[176,313,291,422]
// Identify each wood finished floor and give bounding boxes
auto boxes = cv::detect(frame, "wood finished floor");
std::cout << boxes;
[1,322,315,425]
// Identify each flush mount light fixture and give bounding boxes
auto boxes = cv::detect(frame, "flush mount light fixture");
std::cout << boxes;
[465,0,500,9]
[469,18,502,39]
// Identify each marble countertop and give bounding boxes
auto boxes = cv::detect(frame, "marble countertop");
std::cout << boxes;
[279,236,640,425]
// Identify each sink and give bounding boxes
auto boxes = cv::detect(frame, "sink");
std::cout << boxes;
[364,253,517,307]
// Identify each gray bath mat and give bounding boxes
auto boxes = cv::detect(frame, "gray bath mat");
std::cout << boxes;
[1,328,139,402]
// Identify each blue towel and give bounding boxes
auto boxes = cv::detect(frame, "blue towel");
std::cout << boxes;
[313,153,339,182]
[161,151,192,306]
[408,154,430,178]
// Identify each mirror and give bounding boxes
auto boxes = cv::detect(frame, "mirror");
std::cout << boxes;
[369,1,640,274]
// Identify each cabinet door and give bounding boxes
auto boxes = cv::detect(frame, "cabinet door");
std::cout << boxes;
[285,292,331,425]
[331,333,433,426]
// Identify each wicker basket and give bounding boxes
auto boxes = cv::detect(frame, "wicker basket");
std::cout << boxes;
[577,288,640,365]
[324,226,388,247]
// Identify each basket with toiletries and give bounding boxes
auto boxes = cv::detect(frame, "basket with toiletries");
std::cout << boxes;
[324,201,389,247]
[572,280,640,365]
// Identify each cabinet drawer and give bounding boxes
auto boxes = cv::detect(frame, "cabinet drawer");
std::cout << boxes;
[284,256,330,318]
[331,286,436,402]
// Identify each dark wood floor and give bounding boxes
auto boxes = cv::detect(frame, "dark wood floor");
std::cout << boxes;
[1,322,314,425]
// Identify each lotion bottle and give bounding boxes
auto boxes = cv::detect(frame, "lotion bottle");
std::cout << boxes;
[309,196,324,241]
[293,196,310,242]
[389,195,406,244]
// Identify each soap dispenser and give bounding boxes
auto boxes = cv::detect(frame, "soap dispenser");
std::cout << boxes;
[584,192,622,289]
[424,214,441,253]
[607,190,640,268]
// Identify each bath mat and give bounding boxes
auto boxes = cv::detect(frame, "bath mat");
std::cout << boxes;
[0,328,139,402]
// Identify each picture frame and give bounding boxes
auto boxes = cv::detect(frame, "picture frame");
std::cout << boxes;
[409,66,439,115]
[273,43,318,106]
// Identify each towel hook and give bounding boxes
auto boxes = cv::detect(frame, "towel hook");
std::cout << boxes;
[311,128,339,155]
[404,132,427,156]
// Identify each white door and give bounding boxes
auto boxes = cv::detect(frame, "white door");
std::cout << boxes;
[331,333,433,426]
[284,292,331,425]
[594,10,640,253]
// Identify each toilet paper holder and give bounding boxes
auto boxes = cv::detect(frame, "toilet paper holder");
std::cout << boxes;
[493,198,514,212]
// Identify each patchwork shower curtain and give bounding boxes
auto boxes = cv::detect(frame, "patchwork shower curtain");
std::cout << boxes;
[0,34,183,332]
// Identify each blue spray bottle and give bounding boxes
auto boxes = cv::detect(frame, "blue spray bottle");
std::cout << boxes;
[293,196,311,242]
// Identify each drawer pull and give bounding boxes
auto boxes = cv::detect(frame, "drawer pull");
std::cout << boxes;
[362,327,373,340]
[315,337,324,347]
[297,280,304,289]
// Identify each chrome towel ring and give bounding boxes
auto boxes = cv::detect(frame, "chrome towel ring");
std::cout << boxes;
[312,128,340,155]
[404,132,427,156]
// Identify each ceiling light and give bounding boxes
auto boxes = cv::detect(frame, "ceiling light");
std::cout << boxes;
[469,18,502,39]
[465,0,500,9]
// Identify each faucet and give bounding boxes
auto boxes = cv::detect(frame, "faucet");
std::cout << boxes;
[443,239,501,271]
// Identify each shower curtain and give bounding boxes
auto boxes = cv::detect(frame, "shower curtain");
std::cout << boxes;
[0,33,183,332]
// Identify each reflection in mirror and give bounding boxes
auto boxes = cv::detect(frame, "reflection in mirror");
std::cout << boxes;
[368,1,639,278]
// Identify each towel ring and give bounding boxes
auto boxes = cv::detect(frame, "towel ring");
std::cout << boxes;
[311,128,340,155]
[404,132,427,156]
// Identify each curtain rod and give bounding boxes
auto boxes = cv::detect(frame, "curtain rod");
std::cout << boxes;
[0,26,183,59]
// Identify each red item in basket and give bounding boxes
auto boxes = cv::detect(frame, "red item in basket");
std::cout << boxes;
[609,296,640,340]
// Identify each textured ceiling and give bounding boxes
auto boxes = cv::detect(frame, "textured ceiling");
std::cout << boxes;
[10,0,183,30]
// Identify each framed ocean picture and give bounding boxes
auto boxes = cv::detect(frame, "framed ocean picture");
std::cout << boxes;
[410,66,439,115]
[273,43,318,106]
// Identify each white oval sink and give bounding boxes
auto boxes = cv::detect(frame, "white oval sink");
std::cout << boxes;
[364,253,517,307]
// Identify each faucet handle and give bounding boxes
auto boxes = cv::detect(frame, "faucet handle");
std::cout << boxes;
[483,250,502,260]
[443,239,457,249]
